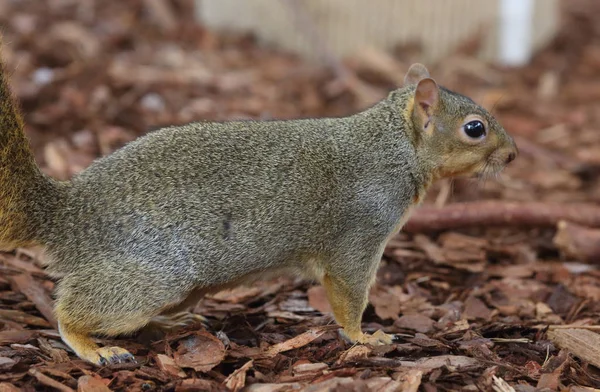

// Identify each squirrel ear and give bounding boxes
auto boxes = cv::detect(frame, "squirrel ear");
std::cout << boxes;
[404,63,431,86]
[414,78,439,112]
[412,78,439,130]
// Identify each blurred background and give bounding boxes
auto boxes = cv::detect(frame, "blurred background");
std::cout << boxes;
[0,0,598,207]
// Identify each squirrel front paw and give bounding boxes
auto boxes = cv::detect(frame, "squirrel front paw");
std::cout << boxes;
[356,329,395,346]
[341,328,396,346]
[95,346,136,366]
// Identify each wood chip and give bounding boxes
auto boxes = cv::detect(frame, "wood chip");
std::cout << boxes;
[155,354,186,378]
[0,309,51,328]
[77,375,112,392]
[9,273,57,328]
[492,375,516,392]
[0,357,16,371]
[399,369,423,392]
[264,326,335,357]
[0,383,21,392]
[28,368,74,392]
[224,360,253,392]
[548,328,600,368]
[0,329,36,345]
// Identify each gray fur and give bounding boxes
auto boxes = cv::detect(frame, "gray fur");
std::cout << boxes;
[41,93,423,333]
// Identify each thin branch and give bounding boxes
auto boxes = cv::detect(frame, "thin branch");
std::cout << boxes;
[404,201,600,233]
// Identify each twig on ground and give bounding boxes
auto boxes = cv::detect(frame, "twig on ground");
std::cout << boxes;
[404,201,600,233]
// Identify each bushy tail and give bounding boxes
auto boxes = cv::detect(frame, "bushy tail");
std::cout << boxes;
[0,39,63,250]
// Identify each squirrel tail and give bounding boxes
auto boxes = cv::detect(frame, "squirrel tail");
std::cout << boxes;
[0,40,64,250]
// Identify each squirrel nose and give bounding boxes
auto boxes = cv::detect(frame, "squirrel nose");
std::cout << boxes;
[506,152,516,164]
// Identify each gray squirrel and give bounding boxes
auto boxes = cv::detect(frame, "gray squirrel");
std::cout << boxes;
[0,48,517,365]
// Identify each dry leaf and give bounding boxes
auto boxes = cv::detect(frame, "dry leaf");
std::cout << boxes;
[174,331,226,372]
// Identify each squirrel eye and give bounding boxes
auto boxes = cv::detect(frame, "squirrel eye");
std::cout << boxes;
[463,120,486,139]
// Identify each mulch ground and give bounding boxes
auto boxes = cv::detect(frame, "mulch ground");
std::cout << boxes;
[3,0,600,391]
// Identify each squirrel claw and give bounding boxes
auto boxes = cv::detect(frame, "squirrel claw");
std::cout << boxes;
[96,347,136,366]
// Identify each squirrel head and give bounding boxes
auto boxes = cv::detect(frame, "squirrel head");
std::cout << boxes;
[401,63,517,181]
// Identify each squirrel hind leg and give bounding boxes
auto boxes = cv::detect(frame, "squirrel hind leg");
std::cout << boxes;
[57,320,136,365]
[54,299,150,365]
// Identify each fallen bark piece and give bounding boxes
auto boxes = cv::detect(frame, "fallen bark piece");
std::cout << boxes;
[336,345,372,364]
[553,221,600,263]
[548,328,600,368]
[264,326,336,357]
[155,354,186,378]
[224,360,253,392]
[492,375,516,392]
[0,357,16,371]
[404,201,600,233]
[400,369,423,392]
[0,329,36,345]
[245,383,302,392]
[401,355,483,372]
[0,309,51,328]
[395,314,436,333]
[363,377,404,391]
[29,368,74,392]
[77,375,112,392]
[0,383,21,392]
[537,349,569,390]
[10,273,57,329]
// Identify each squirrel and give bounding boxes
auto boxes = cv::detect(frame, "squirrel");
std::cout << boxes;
[0,41,517,365]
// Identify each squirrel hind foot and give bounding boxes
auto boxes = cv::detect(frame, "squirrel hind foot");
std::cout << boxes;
[58,322,137,365]
[96,347,136,366]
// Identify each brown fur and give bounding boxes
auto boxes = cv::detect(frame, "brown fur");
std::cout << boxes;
[0,41,66,250]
